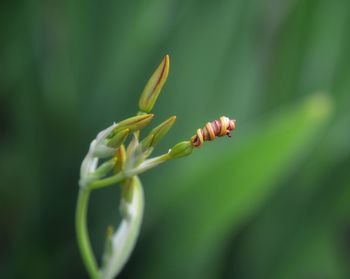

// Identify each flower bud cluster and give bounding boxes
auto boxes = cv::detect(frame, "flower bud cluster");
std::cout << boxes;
[79,55,236,191]
[77,55,237,279]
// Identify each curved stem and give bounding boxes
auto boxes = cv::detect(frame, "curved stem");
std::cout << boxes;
[76,188,100,279]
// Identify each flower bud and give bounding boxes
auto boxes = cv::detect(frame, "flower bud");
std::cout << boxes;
[141,134,154,150]
[114,145,126,172]
[112,114,154,135]
[168,141,193,159]
[106,128,129,148]
[138,55,170,113]
[141,116,176,149]
[94,158,117,178]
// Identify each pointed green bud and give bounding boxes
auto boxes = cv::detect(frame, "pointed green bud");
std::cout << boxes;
[138,55,170,113]
[141,134,154,150]
[94,158,117,178]
[112,114,154,135]
[142,116,176,149]
[114,145,126,172]
[106,128,129,148]
[168,141,193,159]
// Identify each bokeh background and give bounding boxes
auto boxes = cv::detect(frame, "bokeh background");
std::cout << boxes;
[1,0,350,278]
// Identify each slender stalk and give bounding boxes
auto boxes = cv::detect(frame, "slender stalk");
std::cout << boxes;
[76,188,100,279]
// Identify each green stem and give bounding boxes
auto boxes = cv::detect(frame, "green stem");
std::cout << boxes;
[76,188,100,279]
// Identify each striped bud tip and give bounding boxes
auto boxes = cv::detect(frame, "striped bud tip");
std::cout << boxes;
[112,114,154,135]
[138,55,170,113]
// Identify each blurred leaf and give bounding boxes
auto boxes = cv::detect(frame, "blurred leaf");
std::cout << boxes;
[271,160,350,279]
[139,93,333,279]
[227,150,350,279]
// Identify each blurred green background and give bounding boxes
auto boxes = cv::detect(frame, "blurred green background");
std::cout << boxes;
[1,0,350,278]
